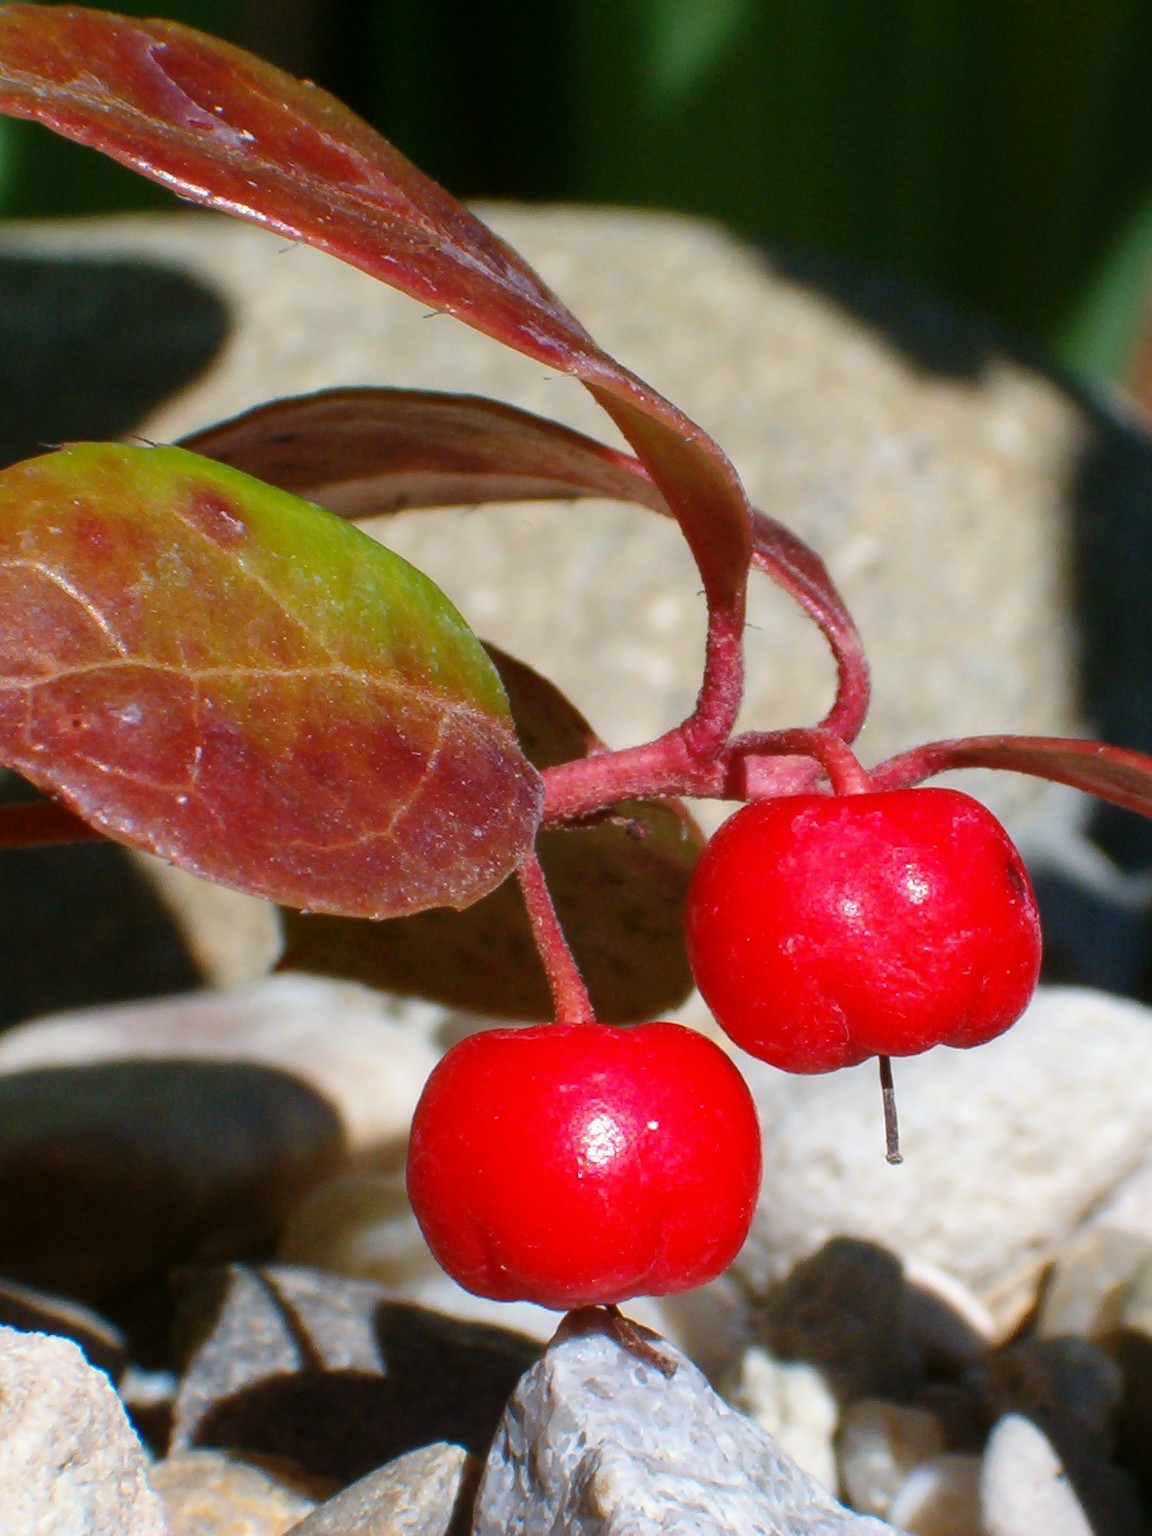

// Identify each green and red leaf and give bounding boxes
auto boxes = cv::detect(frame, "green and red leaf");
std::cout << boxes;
[281,647,702,1021]
[0,443,540,914]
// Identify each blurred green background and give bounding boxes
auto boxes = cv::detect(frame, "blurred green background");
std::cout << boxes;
[3,0,1152,388]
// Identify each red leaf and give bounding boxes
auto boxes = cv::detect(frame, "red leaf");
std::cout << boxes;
[871,735,1152,819]
[0,443,540,916]
[180,388,665,520]
[281,646,702,1021]
[0,5,751,620]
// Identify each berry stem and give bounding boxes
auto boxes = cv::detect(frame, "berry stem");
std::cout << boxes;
[553,1304,679,1377]
[731,727,873,797]
[879,1055,903,1164]
[516,849,596,1024]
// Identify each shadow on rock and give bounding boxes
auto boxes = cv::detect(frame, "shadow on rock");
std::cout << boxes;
[0,253,232,1026]
[170,1265,540,1484]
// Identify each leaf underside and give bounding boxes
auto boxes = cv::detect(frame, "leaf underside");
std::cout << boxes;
[281,647,703,1021]
[872,735,1152,820]
[0,443,540,916]
[180,388,666,521]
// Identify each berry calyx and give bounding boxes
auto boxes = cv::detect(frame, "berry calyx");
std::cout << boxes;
[686,786,1042,1075]
[406,1021,762,1310]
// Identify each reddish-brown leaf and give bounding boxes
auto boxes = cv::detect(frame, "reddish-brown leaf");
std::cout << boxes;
[181,388,665,520]
[281,646,702,1021]
[0,443,540,915]
[0,5,751,619]
[871,735,1152,819]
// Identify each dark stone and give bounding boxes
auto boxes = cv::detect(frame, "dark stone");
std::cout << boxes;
[0,1061,344,1304]
[760,1238,923,1404]
[0,777,204,1030]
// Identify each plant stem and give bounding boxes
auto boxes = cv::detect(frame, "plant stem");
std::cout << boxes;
[541,731,822,825]
[517,849,596,1023]
[681,602,746,761]
[731,727,873,796]
[879,1054,902,1164]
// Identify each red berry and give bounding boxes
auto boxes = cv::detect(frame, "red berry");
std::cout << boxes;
[686,787,1042,1074]
[406,1021,762,1310]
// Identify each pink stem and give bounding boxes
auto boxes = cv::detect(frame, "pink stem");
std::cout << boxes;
[730,727,873,796]
[516,849,596,1024]
[681,601,746,762]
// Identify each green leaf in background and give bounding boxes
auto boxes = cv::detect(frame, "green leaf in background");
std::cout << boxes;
[0,442,540,916]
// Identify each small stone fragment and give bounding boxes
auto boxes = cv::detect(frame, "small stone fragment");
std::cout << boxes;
[888,1454,981,1536]
[287,1442,476,1535]
[151,1449,321,1535]
[836,1399,946,1518]
[759,1238,922,1403]
[170,1264,538,1485]
[727,1346,839,1491]
[277,1173,438,1290]
[1037,1224,1152,1340]
[473,1320,895,1535]
[0,1323,167,1535]
[980,1415,1093,1536]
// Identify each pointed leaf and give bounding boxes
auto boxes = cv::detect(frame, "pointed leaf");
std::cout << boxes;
[281,647,702,1021]
[181,388,665,521]
[871,735,1152,819]
[0,443,540,915]
[0,5,751,620]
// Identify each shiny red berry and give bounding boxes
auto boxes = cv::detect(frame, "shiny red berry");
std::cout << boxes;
[686,786,1042,1074]
[405,1021,762,1310]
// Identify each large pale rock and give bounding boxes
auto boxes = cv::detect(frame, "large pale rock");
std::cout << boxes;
[473,1322,897,1535]
[0,975,440,1170]
[0,1324,167,1536]
[979,1415,1126,1536]
[0,208,1085,827]
[738,987,1152,1335]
